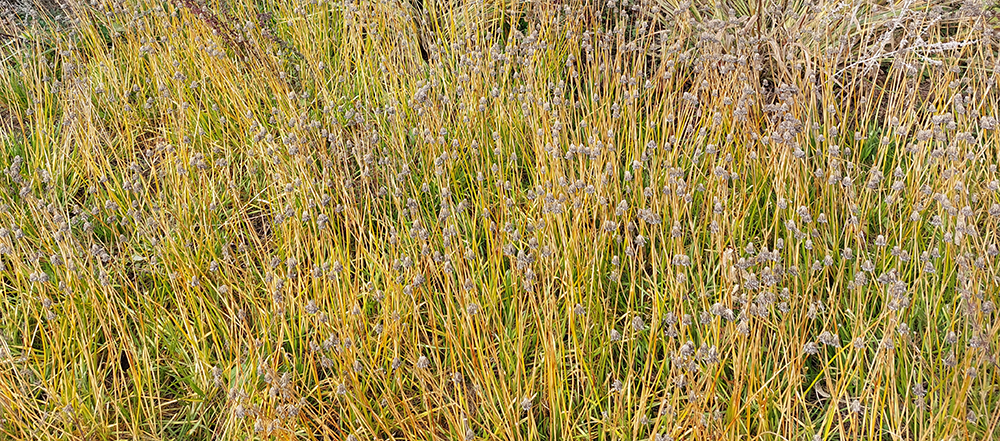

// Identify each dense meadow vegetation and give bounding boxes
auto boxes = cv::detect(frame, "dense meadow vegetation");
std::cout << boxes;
[1,0,999,439]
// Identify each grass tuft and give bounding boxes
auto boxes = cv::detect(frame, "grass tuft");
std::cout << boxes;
[1,0,999,439]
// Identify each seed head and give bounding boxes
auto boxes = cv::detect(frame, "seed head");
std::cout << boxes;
[521,396,533,412]
[849,399,863,414]
[803,342,820,355]
[700,310,712,324]
[632,316,646,332]
[852,337,865,350]
[610,378,623,392]
[817,331,840,347]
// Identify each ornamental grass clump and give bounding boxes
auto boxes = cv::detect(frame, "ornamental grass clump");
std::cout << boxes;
[0,0,999,439]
